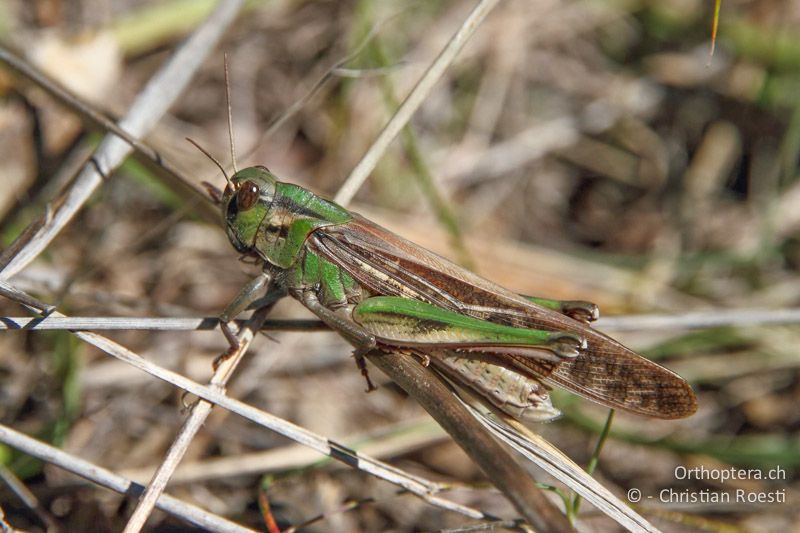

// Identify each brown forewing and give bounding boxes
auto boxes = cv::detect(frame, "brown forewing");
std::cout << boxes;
[309,214,697,419]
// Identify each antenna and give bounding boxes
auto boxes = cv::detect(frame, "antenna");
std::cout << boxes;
[186,137,234,190]
[224,53,238,174]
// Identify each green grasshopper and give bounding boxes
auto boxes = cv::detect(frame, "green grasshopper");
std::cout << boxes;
[211,166,697,422]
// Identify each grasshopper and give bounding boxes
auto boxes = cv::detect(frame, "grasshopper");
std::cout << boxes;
[212,166,697,422]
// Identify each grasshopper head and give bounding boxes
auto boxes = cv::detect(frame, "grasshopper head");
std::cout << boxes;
[222,166,277,255]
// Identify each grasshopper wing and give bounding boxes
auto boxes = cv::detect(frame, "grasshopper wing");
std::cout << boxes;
[309,214,697,419]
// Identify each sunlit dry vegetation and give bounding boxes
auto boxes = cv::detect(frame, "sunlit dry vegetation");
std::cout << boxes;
[0,0,798,531]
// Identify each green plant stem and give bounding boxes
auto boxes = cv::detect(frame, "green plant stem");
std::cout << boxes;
[569,409,615,523]
[357,1,475,269]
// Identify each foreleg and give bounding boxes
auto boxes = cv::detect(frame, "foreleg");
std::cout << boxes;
[215,271,275,368]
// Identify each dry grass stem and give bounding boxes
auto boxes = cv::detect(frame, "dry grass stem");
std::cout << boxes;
[0,0,244,279]
[0,424,255,533]
[2,0,798,530]
[118,417,446,485]
[5,306,800,333]
[1,281,488,522]
[0,45,205,206]
[334,0,501,206]
[122,306,270,532]
[0,464,56,531]
[366,351,573,532]
[473,408,657,532]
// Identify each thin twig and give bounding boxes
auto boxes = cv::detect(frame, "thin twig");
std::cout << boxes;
[259,13,397,142]
[0,0,245,279]
[0,464,58,532]
[366,350,573,532]
[0,316,325,331]
[0,281,489,521]
[93,330,485,519]
[5,307,800,332]
[365,17,475,268]
[471,407,658,533]
[117,416,446,485]
[0,425,256,533]
[594,307,800,332]
[236,10,407,166]
[123,306,270,533]
[87,324,485,520]
[334,0,501,206]
[0,45,209,207]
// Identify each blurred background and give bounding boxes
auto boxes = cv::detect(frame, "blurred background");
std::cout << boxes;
[0,0,798,531]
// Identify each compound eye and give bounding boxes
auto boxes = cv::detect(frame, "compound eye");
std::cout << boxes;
[236,181,260,211]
